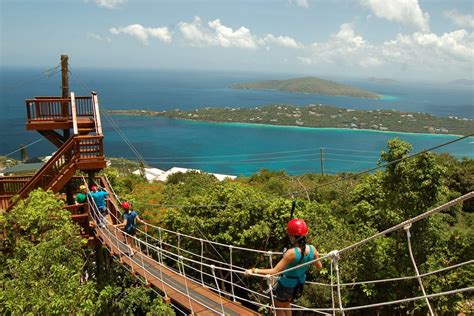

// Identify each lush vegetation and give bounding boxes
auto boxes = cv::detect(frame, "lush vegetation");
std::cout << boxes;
[230,77,380,99]
[1,138,472,314]
[0,189,174,315]
[108,104,474,135]
[107,138,473,314]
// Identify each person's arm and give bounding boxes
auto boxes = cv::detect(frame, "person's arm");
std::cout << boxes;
[116,217,128,228]
[312,246,323,270]
[245,249,296,276]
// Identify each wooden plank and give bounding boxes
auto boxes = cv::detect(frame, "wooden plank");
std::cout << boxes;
[26,121,71,130]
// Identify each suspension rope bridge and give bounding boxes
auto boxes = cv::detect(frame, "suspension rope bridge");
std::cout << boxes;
[86,174,473,315]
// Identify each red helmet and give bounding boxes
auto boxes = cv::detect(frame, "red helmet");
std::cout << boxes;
[122,201,131,210]
[287,218,308,236]
[91,185,98,191]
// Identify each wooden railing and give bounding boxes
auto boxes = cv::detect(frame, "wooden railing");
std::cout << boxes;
[75,96,94,117]
[26,96,94,122]
[78,135,104,159]
[6,135,105,211]
[12,136,79,203]
[0,176,32,195]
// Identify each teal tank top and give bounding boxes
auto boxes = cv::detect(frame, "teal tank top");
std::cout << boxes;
[278,245,314,288]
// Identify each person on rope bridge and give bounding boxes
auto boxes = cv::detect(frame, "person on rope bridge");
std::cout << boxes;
[89,185,108,228]
[116,201,143,256]
[74,185,88,214]
[245,218,322,316]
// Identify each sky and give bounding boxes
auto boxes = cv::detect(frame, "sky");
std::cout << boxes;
[1,0,473,81]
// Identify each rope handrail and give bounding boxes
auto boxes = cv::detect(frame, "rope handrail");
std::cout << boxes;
[306,259,474,287]
[273,191,474,276]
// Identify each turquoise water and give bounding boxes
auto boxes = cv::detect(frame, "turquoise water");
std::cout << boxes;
[1,67,472,175]
[103,116,473,176]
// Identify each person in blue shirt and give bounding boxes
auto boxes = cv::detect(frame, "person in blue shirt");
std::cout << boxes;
[89,185,108,228]
[245,218,322,316]
[117,201,143,256]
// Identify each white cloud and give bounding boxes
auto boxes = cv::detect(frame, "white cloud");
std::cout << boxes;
[109,24,171,44]
[289,0,309,8]
[178,17,303,50]
[262,34,304,49]
[85,0,125,9]
[444,9,474,28]
[301,24,377,67]
[179,17,259,49]
[87,32,112,43]
[382,30,473,66]
[300,23,473,75]
[361,0,430,33]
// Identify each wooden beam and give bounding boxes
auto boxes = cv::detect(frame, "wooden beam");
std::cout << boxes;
[38,130,65,148]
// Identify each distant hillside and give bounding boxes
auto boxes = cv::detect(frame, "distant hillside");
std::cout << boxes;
[367,77,399,85]
[448,79,473,86]
[230,77,380,99]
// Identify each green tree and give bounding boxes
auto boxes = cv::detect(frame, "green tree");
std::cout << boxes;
[0,189,175,315]
[0,189,98,315]
[19,144,29,162]
[347,138,471,313]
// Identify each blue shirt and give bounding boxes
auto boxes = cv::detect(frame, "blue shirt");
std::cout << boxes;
[278,246,314,288]
[124,210,138,233]
[89,190,108,208]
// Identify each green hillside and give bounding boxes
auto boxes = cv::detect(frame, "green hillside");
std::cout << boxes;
[231,77,380,98]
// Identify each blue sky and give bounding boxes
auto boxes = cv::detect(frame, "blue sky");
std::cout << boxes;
[1,0,473,81]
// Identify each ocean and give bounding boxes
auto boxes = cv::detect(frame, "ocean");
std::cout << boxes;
[1,67,472,175]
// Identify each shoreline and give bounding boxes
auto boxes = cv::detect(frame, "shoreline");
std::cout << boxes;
[166,117,469,138]
[107,110,474,137]
[108,112,470,138]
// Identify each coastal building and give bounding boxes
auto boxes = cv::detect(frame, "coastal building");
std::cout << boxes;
[132,166,237,183]
[132,167,166,182]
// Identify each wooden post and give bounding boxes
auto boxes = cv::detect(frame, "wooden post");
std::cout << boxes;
[61,54,70,138]
[61,55,74,204]
[71,92,78,135]
[320,148,324,176]
[92,91,103,135]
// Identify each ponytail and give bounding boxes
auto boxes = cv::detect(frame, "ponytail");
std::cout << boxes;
[294,236,307,264]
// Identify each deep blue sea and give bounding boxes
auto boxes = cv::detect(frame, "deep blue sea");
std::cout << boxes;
[1,67,472,175]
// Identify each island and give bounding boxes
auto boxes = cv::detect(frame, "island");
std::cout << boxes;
[107,104,474,136]
[367,77,400,85]
[230,77,380,99]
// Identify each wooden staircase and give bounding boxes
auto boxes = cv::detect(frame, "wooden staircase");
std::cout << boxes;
[1,92,106,212]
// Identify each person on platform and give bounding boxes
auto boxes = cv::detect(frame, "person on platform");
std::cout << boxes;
[89,185,108,228]
[74,185,88,213]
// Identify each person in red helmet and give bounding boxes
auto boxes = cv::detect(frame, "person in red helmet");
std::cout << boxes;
[117,201,143,256]
[245,218,322,316]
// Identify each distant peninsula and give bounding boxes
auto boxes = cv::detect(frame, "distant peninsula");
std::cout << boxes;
[230,77,380,99]
[448,79,474,86]
[107,105,473,136]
